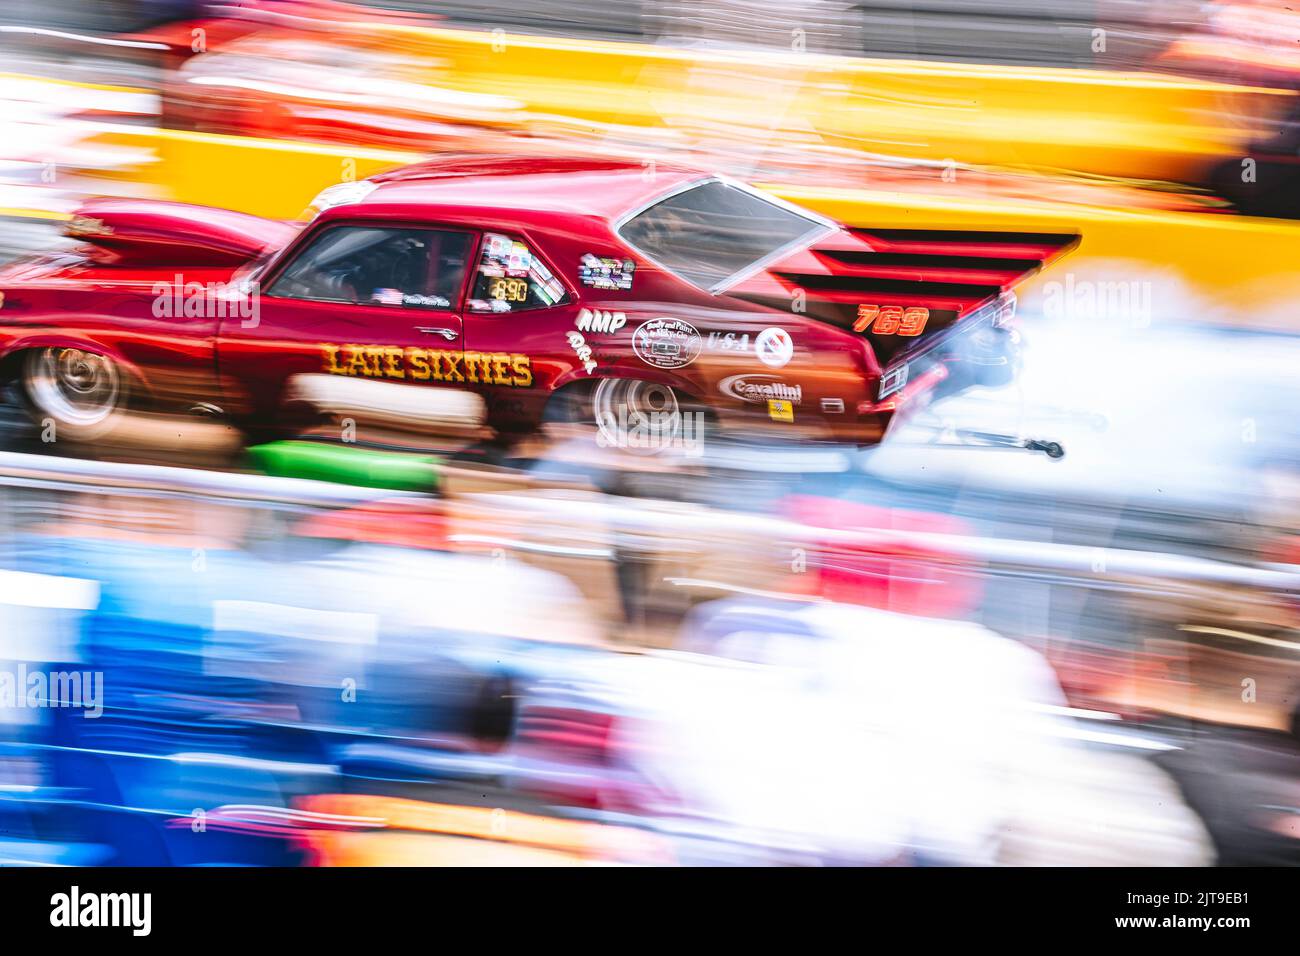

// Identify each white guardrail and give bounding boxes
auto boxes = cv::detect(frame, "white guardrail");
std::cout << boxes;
[0,449,1293,597]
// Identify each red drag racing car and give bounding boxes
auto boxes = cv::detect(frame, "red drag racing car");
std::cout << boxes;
[0,156,1077,448]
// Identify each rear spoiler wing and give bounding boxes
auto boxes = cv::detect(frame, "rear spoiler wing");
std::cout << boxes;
[731,226,1080,367]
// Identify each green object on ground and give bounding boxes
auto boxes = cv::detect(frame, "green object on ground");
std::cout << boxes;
[247,441,440,492]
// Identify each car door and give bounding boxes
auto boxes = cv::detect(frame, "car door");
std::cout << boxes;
[215,221,475,421]
[460,230,575,429]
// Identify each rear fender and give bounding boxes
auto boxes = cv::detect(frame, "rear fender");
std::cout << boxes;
[550,365,697,398]
[0,334,152,398]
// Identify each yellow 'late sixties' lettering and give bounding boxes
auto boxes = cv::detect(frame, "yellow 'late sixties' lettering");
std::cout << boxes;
[321,344,533,388]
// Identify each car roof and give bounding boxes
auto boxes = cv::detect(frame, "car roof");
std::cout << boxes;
[359,155,707,222]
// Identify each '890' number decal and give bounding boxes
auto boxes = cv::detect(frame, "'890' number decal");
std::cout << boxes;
[854,305,929,336]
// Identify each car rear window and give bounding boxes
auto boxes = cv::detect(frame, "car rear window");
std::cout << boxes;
[617,180,828,292]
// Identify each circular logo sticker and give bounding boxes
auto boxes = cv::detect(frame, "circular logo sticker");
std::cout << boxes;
[755,327,794,368]
[632,317,703,370]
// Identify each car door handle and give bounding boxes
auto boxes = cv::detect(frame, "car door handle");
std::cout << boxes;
[415,326,459,341]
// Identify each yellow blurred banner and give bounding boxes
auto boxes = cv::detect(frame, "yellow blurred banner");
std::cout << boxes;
[69,19,1295,193]
[380,26,1291,184]
[88,126,419,219]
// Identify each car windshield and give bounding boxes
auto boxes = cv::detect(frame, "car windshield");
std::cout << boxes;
[617,180,828,292]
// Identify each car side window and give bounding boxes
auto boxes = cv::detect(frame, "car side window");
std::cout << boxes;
[268,225,472,310]
[466,232,567,313]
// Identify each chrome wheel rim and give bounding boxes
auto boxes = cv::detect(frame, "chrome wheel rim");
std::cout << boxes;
[27,348,121,427]
[593,378,681,452]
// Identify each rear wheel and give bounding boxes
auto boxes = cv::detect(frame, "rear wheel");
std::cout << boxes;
[592,377,684,453]
[544,378,706,456]
[20,347,128,439]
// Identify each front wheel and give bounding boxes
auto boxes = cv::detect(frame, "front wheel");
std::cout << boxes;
[20,347,129,440]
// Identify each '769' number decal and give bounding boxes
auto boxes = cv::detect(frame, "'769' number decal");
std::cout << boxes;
[854,305,929,336]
